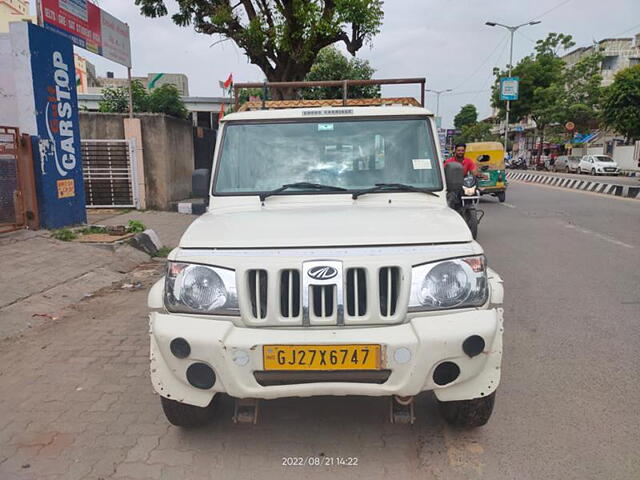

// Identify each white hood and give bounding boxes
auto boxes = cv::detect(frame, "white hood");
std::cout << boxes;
[179,198,472,248]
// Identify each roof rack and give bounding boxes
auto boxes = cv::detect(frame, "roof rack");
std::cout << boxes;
[233,77,426,111]
[237,97,422,112]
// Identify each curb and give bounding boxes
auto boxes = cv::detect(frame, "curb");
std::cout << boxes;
[171,201,207,215]
[506,171,640,199]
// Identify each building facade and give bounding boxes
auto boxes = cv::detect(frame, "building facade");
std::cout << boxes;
[97,72,190,96]
[0,0,34,32]
[562,33,640,86]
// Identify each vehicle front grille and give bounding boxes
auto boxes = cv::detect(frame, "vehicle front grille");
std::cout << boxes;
[379,267,401,317]
[311,285,336,318]
[248,269,268,319]
[253,370,391,386]
[346,268,367,317]
[280,269,301,319]
[241,264,407,326]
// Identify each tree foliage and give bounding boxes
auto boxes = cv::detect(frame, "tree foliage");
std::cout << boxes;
[563,51,603,132]
[99,80,149,113]
[454,104,478,129]
[492,33,575,124]
[454,122,499,144]
[134,0,384,99]
[98,81,188,119]
[491,33,578,153]
[302,46,379,99]
[602,65,640,141]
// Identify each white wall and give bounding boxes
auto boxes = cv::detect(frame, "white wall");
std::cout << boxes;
[587,146,604,156]
[0,23,36,133]
[0,33,18,126]
[612,145,639,171]
[9,22,36,134]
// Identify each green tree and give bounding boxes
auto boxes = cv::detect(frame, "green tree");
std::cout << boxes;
[99,80,149,113]
[454,122,498,144]
[491,33,575,156]
[563,52,603,132]
[602,65,640,141]
[453,104,478,129]
[302,46,379,99]
[98,81,188,119]
[148,84,188,119]
[134,0,384,99]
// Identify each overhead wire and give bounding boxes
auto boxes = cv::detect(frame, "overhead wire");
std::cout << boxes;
[527,0,573,22]
[450,33,509,91]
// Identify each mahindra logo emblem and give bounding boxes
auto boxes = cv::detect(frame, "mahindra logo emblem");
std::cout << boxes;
[308,266,338,280]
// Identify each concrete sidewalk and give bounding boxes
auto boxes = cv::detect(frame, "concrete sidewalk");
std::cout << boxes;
[0,211,196,340]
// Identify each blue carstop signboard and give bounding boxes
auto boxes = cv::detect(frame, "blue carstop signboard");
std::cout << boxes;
[27,23,86,228]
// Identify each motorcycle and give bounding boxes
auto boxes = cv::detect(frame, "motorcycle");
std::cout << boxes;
[511,157,528,170]
[449,174,484,239]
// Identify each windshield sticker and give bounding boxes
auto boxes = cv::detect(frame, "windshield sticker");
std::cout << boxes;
[318,123,334,131]
[412,158,432,170]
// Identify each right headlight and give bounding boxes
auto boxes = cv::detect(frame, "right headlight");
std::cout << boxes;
[164,262,239,315]
[409,256,488,311]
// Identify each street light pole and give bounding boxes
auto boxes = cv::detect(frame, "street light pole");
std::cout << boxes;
[485,20,541,153]
[425,88,452,125]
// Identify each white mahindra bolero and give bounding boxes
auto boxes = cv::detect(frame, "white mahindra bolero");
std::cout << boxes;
[147,105,504,428]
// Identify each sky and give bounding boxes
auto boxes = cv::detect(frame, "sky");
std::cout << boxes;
[36,0,640,128]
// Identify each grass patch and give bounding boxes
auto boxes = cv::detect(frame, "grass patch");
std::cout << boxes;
[154,246,172,258]
[80,225,108,234]
[126,220,146,233]
[51,228,77,241]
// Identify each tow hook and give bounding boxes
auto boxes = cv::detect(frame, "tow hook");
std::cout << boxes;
[390,395,415,424]
[233,398,260,424]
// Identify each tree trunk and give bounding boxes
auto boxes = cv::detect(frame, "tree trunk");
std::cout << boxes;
[538,126,545,165]
[265,57,317,100]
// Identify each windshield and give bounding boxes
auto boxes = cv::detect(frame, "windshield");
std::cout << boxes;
[594,155,613,162]
[214,118,442,194]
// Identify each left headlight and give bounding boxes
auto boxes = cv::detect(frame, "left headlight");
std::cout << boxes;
[164,262,239,315]
[409,255,488,311]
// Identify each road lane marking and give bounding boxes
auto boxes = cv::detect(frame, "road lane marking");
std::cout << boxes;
[564,224,634,249]
[501,203,517,209]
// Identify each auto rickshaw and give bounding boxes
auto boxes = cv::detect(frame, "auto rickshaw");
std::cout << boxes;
[465,141,507,202]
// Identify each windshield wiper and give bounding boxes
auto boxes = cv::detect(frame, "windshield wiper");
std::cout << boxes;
[259,182,347,201]
[352,183,440,199]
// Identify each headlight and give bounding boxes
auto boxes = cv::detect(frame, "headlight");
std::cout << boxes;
[164,262,239,315]
[409,256,488,311]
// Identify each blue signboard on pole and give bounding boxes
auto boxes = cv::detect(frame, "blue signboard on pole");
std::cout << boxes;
[500,77,519,101]
[26,23,87,228]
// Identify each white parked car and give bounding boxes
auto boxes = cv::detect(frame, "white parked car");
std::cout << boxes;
[577,155,620,175]
[148,102,504,429]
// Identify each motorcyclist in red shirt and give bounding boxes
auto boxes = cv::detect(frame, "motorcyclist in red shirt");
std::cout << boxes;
[444,143,485,177]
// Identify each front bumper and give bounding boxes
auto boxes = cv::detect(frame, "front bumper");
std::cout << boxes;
[149,307,503,407]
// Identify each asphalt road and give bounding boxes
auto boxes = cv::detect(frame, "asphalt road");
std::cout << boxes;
[508,167,640,186]
[0,181,638,480]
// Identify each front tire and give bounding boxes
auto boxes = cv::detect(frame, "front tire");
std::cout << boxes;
[496,191,506,203]
[591,168,596,175]
[160,396,218,428]
[438,392,496,428]
[464,209,478,239]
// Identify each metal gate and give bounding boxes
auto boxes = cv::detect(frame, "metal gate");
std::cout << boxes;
[82,139,139,208]
[0,126,25,233]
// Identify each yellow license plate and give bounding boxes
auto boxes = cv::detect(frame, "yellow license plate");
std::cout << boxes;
[263,344,381,371]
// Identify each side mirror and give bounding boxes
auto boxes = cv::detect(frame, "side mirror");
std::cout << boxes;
[444,161,464,192]
[192,168,211,200]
